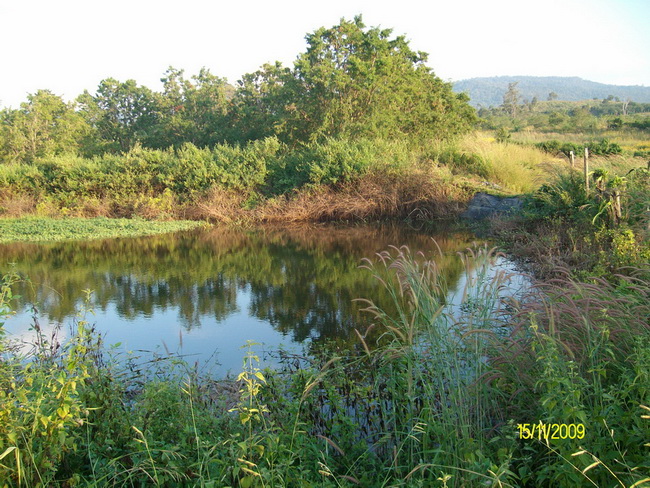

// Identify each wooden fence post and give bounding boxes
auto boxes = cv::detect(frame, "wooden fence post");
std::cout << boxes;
[570,150,575,169]
[584,147,590,192]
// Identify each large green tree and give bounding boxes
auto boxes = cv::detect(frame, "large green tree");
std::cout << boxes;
[157,67,233,148]
[232,16,476,144]
[0,90,90,163]
[77,79,159,153]
[227,62,292,144]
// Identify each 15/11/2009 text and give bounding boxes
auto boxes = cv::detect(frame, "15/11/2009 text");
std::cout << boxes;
[518,422,585,440]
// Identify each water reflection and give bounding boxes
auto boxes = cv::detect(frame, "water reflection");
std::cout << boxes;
[0,223,485,373]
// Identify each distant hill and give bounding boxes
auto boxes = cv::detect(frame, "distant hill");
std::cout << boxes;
[453,76,650,108]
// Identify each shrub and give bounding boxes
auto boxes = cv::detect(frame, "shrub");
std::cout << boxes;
[435,148,490,178]
[266,138,417,195]
[536,139,622,158]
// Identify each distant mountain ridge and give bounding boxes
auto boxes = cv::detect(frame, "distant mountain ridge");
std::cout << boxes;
[452,76,650,108]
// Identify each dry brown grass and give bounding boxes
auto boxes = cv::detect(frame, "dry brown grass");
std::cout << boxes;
[0,191,38,216]
[0,168,474,224]
[180,168,472,224]
[256,169,471,223]
[183,189,249,223]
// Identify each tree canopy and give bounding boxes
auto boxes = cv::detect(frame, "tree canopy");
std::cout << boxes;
[235,16,475,144]
[0,16,476,164]
[0,90,90,163]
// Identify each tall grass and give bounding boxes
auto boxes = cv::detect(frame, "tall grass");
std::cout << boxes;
[429,133,558,194]
[459,134,555,193]
[346,244,519,486]
[488,265,650,486]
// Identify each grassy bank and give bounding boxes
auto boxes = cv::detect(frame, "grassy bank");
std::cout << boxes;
[489,160,650,281]
[0,217,204,243]
[0,135,559,223]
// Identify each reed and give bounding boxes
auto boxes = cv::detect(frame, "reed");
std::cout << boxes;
[352,244,518,486]
[488,264,650,486]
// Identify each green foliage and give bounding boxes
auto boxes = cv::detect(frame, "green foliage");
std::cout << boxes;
[626,166,650,235]
[495,127,512,144]
[520,164,649,281]
[266,137,415,193]
[227,16,478,146]
[156,67,232,148]
[436,148,490,178]
[227,62,293,145]
[1,18,476,165]
[628,117,650,130]
[535,138,622,158]
[77,78,159,153]
[0,217,202,242]
[164,138,276,196]
[528,171,591,222]
[1,135,440,212]
[0,138,279,206]
[0,281,95,487]
[493,274,650,487]
[0,91,91,164]
[274,16,476,144]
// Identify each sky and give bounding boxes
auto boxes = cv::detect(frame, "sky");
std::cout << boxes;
[1,0,649,108]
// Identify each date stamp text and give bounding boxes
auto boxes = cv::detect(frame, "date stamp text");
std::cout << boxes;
[517,422,585,440]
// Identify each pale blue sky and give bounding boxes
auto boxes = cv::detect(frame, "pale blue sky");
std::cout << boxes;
[1,0,648,108]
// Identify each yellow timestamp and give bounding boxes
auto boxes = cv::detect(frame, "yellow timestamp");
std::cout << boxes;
[517,422,585,440]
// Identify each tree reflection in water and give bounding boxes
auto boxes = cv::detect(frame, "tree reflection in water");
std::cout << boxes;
[0,222,484,371]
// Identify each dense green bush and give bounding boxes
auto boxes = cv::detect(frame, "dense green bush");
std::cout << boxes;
[535,138,622,158]
[0,137,420,205]
[628,117,650,130]
[521,166,649,280]
[266,138,416,194]
[434,148,490,178]
[0,138,280,203]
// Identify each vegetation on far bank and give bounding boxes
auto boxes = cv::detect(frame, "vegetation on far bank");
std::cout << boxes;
[0,134,558,224]
[0,16,534,225]
[0,16,474,165]
[0,217,204,243]
[1,16,648,226]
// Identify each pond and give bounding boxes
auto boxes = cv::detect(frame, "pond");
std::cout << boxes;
[0,222,523,376]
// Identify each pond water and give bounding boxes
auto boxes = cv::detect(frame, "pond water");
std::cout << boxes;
[0,223,522,376]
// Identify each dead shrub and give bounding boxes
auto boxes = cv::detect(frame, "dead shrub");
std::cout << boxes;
[183,189,249,223]
[257,169,472,222]
[0,191,38,216]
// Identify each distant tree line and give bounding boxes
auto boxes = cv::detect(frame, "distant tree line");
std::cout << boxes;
[453,76,650,108]
[0,16,476,165]
[477,82,650,133]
